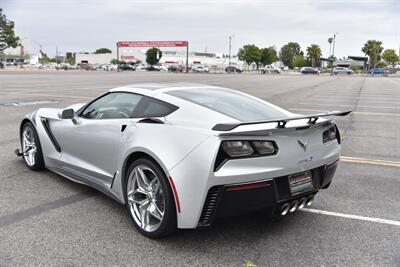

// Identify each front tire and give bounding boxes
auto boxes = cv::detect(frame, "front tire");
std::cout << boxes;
[21,122,45,171]
[125,158,177,238]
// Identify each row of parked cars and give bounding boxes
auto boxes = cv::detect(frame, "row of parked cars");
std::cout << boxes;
[300,66,395,76]
[117,63,244,73]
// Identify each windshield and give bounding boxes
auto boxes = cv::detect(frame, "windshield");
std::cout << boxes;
[167,88,287,121]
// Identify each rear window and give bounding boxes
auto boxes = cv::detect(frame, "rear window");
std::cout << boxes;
[139,97,178,117]
[167,88,286,121]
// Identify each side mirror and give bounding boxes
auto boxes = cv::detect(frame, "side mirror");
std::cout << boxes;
[61,108,75,119]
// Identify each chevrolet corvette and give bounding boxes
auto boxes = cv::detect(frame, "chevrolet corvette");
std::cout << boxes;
[16,83,351,237]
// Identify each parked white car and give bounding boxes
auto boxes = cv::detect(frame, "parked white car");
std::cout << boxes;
[333,67,353,75]
[260,65,281,74]
[192,65,209,73]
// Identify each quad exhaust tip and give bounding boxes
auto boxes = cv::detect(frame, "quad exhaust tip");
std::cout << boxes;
[280,195,315,216]
[289,200,299,213]
[298,197,307,209]
[280,203,290,216]
[306,195,315,206]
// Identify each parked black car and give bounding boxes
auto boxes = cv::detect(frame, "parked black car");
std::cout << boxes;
[118,64,136,71]
[168,65,184,72]
[146,66,161,71]
[225,66,242,73]
[0,62,4,69]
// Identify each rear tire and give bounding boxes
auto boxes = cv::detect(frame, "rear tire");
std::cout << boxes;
[20,122,45,171]
[125,158,177,238]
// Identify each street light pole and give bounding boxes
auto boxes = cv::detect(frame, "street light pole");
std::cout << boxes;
[330,33,338,75]
[228,35,234,72]
[116,42,119,72]
[228,36,232,71]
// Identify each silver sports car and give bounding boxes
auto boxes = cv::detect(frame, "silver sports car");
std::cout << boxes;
[16,83,351,238]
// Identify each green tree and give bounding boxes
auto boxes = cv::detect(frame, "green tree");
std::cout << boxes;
[376,61,387,68]
[362,40,384,69]
[260,46,278,66]
[66,52,75,65]
[382,49,399,65]
[94,48,112,54]
[146,47,162,66]
[237,44,261,69]
[0,8,20,52]
[279,42,301,69]
[110,59,119,65]
[306,44,322,67]
[293,54,310,68]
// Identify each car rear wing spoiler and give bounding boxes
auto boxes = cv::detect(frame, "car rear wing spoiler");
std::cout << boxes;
[212,110,352,131]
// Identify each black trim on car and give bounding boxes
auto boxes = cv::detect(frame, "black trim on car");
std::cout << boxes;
[198,186,223,227]
[40,118,61,152]
[199,163,338,227]
[137,118,164,124]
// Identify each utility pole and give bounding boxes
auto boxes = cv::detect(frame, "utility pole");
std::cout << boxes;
[116,42,119,72]
[186,42,189,73]
[228,35,234,73]
[228,36,232,71]
[328,37,333,68]
[56,46,59,67]
[330,33,338,75]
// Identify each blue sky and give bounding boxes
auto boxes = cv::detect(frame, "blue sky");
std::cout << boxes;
[2,0,399,57]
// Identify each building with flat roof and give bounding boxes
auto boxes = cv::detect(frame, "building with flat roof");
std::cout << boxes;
[75,48,243,69]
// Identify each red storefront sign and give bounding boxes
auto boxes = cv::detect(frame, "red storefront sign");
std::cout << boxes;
[118,41,188,48]
[121,55,136,60]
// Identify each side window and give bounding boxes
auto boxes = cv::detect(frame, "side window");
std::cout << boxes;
[140,97,178,117]
[81,93,142,119]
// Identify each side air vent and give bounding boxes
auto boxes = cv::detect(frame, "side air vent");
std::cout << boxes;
[198,186,223,227]
[40,118,61,152]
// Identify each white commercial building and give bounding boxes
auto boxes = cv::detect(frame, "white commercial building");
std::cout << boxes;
[74,48,244,70]
[75,52,117,64]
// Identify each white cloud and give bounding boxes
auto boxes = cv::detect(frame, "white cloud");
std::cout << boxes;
[2,0,399,57]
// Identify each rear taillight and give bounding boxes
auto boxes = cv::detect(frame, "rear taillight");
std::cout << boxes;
[214,140,278,171]
[323,125,340,144]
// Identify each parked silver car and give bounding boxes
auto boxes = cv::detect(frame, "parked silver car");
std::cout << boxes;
[16,83,351,238]
[333,67,353,75]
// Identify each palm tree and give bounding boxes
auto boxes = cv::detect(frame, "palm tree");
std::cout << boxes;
[306,44,322,67]
[362,40,384,69]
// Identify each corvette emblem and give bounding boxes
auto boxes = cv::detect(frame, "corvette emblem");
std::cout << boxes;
[297,139,309,152]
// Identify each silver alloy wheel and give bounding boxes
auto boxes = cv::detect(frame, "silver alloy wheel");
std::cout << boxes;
[22,127,37,167]
[127,165,165,232]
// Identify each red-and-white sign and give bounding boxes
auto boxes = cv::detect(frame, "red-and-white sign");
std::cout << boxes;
[121,55,136,60]
[118,41,188,48]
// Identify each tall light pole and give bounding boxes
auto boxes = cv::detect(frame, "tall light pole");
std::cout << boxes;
[328,37,333,68]
[228,35,234,72]
[330,33,338,75]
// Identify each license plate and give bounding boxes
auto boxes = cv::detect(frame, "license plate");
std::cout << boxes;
[289,171,314,195]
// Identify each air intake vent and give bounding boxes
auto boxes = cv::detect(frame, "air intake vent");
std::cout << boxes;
[198,186,222,227]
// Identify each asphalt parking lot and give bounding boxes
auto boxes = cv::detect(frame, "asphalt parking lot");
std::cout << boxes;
[0,71,399,266]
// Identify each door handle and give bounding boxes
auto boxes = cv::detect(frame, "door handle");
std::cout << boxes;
[121,124,127,132]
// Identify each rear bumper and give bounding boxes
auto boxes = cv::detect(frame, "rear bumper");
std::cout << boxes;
[198,159,338,227]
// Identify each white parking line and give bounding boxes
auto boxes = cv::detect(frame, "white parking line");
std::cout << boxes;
[298,102,399,110]
[289,108,400,117]
[309,98,400,104]
[301,208,400,227]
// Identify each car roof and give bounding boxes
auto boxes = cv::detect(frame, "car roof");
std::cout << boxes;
[109,83,219,96]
